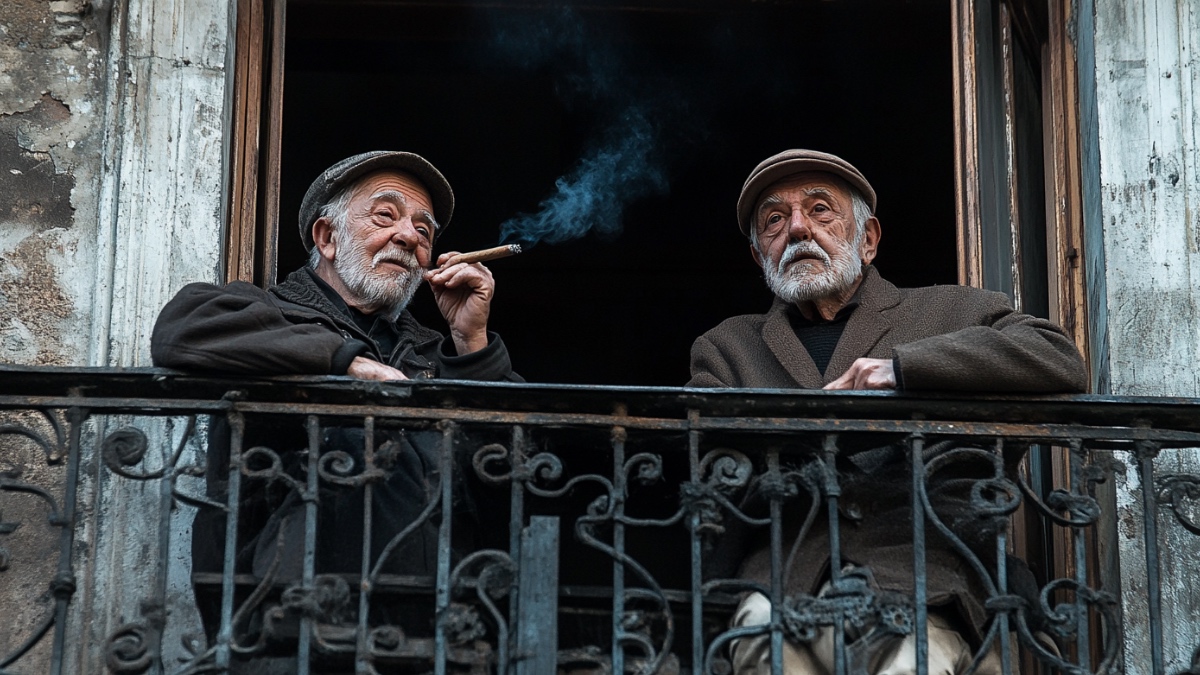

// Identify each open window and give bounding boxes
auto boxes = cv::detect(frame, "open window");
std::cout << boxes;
[226,0,1087,385]
[227,0,972,386]
[224,0,1096,665]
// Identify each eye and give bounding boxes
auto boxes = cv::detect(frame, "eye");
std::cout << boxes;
[416,225,431,239]
[812,204,829,213]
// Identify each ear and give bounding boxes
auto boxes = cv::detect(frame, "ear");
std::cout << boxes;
[312,217,337,263]
[858,216,881,265]
[750,242,764,269]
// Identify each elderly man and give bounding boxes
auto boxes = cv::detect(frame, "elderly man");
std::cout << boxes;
[152,151,517,663]
[153,150,517,381]
[690,150,1086,674]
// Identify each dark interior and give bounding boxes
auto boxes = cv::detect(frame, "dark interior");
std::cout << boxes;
[282,0,957,386]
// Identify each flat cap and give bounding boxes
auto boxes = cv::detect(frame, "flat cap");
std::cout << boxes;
[298,150,455,251]
[736,149,877,236]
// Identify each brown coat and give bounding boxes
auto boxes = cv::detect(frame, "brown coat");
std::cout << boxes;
[689,266,1087,644]
[687,265,1087,392]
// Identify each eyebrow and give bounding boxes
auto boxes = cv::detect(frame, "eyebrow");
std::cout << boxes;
[802,187,838,201]
[756,194,784,219]
[370,190,408,206]
[370,191,440,232]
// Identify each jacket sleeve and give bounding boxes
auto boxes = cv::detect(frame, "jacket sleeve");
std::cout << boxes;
[892,293,1088,393]
[429,332,524,382]
[151,281,354,375]
[687,334,738,387]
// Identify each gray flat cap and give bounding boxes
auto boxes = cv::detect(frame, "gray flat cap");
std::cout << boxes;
[298,150,455,250]
[736,149,876,236]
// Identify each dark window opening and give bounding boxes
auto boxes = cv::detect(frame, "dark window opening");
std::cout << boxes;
[282,0,957,385]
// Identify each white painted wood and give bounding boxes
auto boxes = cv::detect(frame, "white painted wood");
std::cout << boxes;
[73,0,234,671]
[1091,0,1200,671]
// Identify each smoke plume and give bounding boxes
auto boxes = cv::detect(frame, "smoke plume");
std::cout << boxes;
[485,8,674,248]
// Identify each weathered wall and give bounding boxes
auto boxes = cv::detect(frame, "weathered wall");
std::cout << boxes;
[1,0,232,671]
[2,3,111,671]
[0,0,106,366]
[1089,0,1200,671]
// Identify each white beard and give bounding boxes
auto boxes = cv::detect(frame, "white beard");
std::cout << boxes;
[763,237,862,304]
[333,235,423,319]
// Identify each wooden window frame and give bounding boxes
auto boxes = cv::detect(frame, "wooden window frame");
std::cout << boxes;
[953,0,1089,354]
[225,0,286,288]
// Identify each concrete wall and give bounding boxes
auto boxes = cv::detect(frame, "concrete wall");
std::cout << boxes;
[1088,0,1200,671]
[1,0,231,670]
[1,0,107,366]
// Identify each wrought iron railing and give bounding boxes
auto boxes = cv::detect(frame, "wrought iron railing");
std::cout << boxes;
[2,365,1200,674]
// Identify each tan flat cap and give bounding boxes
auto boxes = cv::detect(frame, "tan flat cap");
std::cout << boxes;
[736,149,877,236]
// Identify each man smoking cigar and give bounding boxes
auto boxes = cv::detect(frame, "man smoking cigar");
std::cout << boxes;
[149,151,519,666]
[153,150,520,383]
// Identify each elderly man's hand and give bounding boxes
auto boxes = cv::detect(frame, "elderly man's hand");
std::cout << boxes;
[347,356,409,381]
[425,252,493,355]
[823,358,897,390]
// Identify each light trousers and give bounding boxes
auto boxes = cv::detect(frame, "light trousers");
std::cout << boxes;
[729,592,1002,675]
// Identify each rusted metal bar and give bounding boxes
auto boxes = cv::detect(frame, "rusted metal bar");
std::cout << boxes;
[216,411,245,669]
[611,424,627,675]
[355,416,376,675]
[1137,440,1165,674]
[48,406,84,675]
[434,422,456,675]
[298,415,321,675]
[687,414,704,675]
[1070,438,1092,671]
[8,395,1200,447]
[910,433,928,675]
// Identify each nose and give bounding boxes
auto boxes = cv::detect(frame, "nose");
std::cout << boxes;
[389,216,422,249]
[786,211,813,241]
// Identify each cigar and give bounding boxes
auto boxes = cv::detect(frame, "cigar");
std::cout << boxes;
[430,244,522,269]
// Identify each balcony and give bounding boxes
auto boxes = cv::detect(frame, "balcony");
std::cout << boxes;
[2,365,1198,674]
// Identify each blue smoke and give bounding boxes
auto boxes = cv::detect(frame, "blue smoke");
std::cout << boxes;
[486,8,673,248]
[500,108,666,247]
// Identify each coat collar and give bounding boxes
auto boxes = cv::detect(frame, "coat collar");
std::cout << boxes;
[762,265,902,387]
[270,268,439,349]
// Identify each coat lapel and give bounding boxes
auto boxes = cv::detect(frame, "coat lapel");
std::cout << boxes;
[762,299,825,388]
[823,267,902,384]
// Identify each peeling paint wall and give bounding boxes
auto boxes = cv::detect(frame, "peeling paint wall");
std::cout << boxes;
[1,0,232,670]
[0,0,106,366]
[1,3,111,671]
[1090,0,1200,671]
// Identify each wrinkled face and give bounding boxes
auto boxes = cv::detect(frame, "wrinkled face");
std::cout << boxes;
[331,171,437,315]
[752,173,865,304]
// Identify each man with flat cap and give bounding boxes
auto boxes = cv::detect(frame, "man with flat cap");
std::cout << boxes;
[154,149,517,382]
[691,150,1086,674]
[152,151,517,666]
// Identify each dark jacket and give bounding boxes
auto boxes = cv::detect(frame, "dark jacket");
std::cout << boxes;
[151,269,519,637]
[152,268,520,381]
[689,267,1087,645]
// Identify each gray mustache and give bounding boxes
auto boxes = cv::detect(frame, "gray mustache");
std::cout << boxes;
[371,250,419,269]
[779,242,831,270]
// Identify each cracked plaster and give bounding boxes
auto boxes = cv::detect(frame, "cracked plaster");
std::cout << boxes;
[0,0,106,366]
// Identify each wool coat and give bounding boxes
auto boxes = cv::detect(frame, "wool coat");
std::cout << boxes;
[688,265,1087,392]
[689,266,1087,645]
